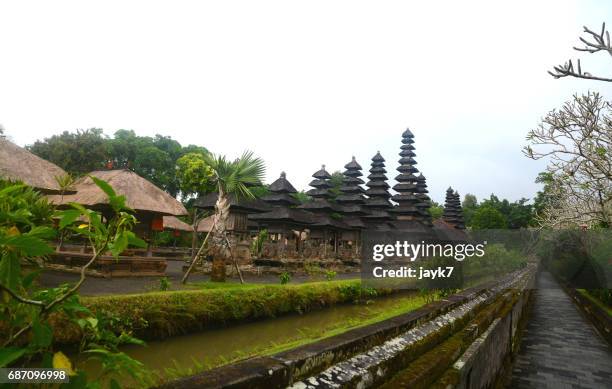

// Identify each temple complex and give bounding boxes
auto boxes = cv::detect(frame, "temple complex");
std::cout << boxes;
[190,128,466,266]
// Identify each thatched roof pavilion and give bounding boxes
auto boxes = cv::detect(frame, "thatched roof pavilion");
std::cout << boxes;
[0,138,71,194]
[48,169,187,216]
[48,169,187,256]
[163,216,193,232]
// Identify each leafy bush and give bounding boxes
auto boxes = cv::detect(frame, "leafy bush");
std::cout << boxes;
[304,262,324,278]
[325,270,337,281]
[587,289,612,307]
[538,230,608,289]
[279,272,291,285]
[159,277,172,291]
[251,229,268,257]
[463,243,526,281]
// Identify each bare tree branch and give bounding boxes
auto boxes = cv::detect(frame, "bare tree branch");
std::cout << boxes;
[549,23,612,82]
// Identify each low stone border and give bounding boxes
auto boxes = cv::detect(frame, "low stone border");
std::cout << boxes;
[563,285,612,346]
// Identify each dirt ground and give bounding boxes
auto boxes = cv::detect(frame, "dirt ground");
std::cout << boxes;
[39,260,359,296]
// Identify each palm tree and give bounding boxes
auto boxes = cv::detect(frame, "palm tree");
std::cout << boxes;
[182,151,265,284]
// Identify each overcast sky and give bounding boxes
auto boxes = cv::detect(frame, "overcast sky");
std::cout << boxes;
[1,1,611,203]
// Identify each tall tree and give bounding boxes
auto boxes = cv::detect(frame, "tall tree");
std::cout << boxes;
[328,171,344,200]
[176,152,214,198]
[428,201,444,220]
[524,92,611,228]
[28,129,109,174]
[176,152,215,258]
[29,128,210,198]
[471,205,508,229]
[462,193,478,226]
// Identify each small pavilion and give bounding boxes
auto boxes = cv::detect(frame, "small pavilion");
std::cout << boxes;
[298,165,349,258]
[249,172,316,258]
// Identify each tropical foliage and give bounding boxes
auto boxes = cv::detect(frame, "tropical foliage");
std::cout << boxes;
[0,178,150,387]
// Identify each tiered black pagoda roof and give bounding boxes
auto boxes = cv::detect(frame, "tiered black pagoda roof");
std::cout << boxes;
[442,187,465,229]
[249,172,316,229]
[415,173,433,226]
[299,165,337,213]
[299,165,349,229]
[336,156,367,228]
[363,151,393,226]
[391,128,427,223]
[262,171,299,206]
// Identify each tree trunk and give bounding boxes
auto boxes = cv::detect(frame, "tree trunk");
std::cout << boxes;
[191,209,199,259]
[210,189,231,282]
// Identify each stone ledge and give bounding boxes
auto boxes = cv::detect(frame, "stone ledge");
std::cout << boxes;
[563,285,612,346]
[157,356,289,389]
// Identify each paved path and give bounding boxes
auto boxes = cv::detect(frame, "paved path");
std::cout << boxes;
[510,271,612,389]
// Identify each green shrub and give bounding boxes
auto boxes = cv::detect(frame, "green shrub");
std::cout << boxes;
[325,270,337,281]
[587,289,612,307]
[304,262,324,278]
[463,243,526,281]
[159,277,171,291]
[251,229,268,256]
[279,272,291,285]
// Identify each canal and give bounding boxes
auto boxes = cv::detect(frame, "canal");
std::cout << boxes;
[76,291,427,384]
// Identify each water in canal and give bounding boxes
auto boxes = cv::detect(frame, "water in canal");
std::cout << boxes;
[77,291,421,382]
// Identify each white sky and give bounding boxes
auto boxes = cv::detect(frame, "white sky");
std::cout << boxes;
[1,1,611,203]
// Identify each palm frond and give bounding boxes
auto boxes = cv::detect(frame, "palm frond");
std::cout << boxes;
[207,150,266,199]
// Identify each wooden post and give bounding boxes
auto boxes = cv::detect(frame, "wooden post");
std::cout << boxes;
[191,209,199,259]
[323,230,327,258]
[147,218,153,257]
[225,235,244,284]
[181,219,216,284]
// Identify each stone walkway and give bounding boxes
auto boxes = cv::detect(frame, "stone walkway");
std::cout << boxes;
[510,271,612,389]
